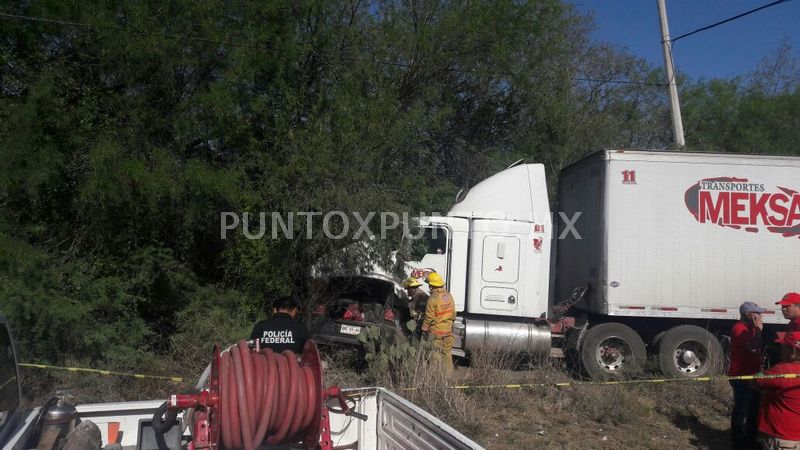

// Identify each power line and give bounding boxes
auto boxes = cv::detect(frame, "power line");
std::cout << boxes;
[0,12,663,88]
[662,0,793,86]
[672,0,793,43]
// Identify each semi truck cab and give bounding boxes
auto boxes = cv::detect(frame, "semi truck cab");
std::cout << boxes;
[410,162,553,320]
[403,163,560,359]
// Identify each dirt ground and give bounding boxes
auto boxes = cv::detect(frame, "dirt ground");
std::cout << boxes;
[312,340,740,449]
[440,371,731,450]
[368,363,736,450]
[471,380,733,449]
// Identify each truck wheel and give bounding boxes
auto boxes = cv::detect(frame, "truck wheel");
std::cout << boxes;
[657,325,723,378]
[580,323,646,379]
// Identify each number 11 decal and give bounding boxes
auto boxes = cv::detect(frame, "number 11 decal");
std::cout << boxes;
[622,170,636,184]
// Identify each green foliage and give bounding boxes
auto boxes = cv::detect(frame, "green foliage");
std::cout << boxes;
[0,0,796,381]
[0,235,87,362]
[358,324,432,387]
[682,79,800,154]
[682,42,800,154]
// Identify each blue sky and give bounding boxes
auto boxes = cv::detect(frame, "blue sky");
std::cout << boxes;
[570,0,800,80]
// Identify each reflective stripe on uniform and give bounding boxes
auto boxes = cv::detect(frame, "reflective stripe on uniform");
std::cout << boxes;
[425,288,457,336]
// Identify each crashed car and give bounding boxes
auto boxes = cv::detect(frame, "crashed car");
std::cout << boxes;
[310,274,411,347]
[309,224,445,349]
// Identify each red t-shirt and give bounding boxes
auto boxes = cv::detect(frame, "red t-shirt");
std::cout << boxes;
[788,319,800,332]
[757,362,800,441]
[728,321,762,376]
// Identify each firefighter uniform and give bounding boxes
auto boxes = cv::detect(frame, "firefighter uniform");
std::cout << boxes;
[422,273,456,374]
[409,287,429,318]
[403,278,429,336]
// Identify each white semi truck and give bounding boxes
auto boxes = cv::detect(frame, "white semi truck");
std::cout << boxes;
[319,150,800,379]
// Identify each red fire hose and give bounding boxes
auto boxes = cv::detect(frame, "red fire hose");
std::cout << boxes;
[160,339,329,450]
[219,340,319,450]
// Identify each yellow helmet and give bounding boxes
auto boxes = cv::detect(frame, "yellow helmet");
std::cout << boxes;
[426,272,445,288]
[403,277,422,288]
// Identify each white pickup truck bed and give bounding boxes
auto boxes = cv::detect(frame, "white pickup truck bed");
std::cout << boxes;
[4,388,482,450]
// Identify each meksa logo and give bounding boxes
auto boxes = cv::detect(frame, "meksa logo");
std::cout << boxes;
[685,177,800,238]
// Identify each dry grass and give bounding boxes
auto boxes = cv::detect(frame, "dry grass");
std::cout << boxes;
[20,318,250,406]
[20,355,194,405]
[20,337,735,450]
[323,341,733,450]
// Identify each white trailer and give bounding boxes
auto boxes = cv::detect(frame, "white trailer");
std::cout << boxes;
[553,150,800,377]
[558,150,800,322]
[323,149,800,379]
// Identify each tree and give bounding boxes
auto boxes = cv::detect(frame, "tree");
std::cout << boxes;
[5,0,789,368]
[681,42,800,154]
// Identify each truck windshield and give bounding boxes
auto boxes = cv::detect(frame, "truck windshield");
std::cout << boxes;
[407,226,448,261]
[0,323,19,434]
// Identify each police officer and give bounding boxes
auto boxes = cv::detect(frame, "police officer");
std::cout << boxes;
[422,272,456,374]
[250,297,310,354]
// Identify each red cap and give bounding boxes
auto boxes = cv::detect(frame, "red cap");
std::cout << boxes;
[776,292,800,306]
[775,331,800,351]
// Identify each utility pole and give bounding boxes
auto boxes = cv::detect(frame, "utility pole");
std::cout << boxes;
[657,0,686,148]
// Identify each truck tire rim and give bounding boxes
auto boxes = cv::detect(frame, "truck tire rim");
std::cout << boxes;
[595,337,630,371]
[672,341,707,374]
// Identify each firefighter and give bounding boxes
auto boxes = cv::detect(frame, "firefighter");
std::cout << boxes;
[403,277,429,322]
[422,272,456,374]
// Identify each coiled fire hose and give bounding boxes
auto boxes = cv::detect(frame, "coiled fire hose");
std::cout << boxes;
[219,340,318,449]
[155,339,336,450]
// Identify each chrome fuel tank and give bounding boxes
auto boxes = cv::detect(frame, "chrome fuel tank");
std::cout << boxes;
[462,318,551,356]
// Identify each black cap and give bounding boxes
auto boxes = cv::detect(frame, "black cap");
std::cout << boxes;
[274,296,298,310]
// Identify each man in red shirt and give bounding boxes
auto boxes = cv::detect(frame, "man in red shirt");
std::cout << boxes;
[729,301,765,448]
[756,331,800,449]
[777,293,800,332]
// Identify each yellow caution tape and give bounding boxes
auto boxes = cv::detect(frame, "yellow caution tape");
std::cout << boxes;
[17,362,800,392]
[18,363,184,383]
[396,373,800,391]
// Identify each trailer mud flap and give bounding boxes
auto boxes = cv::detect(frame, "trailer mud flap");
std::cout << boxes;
[376,390,483,450]
[564,318,588,370]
